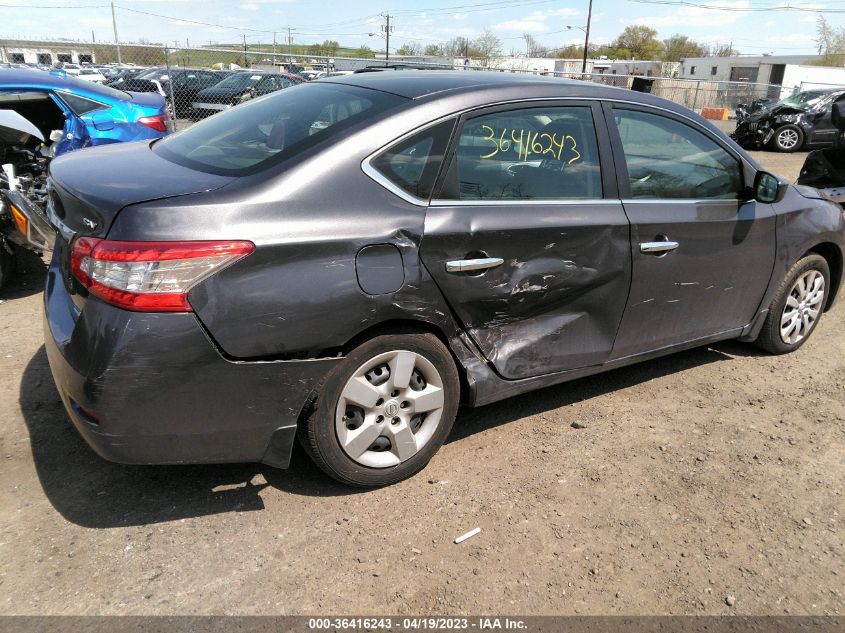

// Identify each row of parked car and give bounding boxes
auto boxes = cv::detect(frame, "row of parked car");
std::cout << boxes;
[109,67,306,118]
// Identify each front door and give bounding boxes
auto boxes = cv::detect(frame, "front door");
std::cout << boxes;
[420,102,632,380]
[605,105,777,360]
[806,95,843,147]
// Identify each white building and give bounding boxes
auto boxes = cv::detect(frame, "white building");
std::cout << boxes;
[0,39,96,65]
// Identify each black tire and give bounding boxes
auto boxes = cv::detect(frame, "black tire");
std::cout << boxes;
[299,333,460,487]
[0,244,14,291]
[755,254,829,354]
[770,124,805,153]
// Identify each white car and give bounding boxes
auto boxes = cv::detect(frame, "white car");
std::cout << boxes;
[76,68,106,83]
[58,63,81,76]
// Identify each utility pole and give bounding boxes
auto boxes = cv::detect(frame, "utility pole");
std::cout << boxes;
[580,0,593,75]
[111,1,121,63]
[273,31,277,67]
[243,34,248,67]
[382,14,393,65]
[287,27,294,69]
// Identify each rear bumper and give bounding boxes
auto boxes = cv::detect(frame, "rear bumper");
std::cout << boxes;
[43,251,340,467]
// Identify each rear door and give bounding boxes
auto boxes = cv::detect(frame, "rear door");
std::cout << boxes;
[604,104,776,360]
[48,92,91,153]
[419,102,632,380]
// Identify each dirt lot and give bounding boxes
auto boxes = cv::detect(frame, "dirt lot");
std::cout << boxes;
[0,151,842,616]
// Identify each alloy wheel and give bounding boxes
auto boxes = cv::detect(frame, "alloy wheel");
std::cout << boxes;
[780,269,825,345]
[335,350,445,468]
[777,128,799,150]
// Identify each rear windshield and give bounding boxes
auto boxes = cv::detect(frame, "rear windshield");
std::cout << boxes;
[152,83,406,176]
[215,73,265,90]
[54,76,129,100]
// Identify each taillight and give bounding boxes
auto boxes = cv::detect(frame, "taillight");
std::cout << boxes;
[70,238,255,312]
[137,115,168,132]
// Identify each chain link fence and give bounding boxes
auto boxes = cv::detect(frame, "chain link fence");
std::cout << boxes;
[1,40,817,132]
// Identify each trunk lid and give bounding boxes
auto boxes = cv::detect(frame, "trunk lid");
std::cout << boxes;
[48,139,234,237]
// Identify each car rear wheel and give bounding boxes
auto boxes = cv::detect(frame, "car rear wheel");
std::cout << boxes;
[771,124,804,153]
[755,254,829,354]
[300,333,459,487]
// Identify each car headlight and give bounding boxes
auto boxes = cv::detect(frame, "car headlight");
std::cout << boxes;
[777,114,799,124]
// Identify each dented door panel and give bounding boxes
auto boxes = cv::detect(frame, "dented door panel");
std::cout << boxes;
[610,199,777,360]
[419,202,631,380]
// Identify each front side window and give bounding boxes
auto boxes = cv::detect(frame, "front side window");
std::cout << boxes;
[370,119,454,200]
[612,109,743,199]
[437,105,602,201]
[153,83,406,176]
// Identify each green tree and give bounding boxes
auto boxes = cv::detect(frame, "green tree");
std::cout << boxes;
[353,45,375,58]
[611,25,663,60]
[662,34,707,62]
[812,16,845,66]
[321,40,339,56]
[395,42,421,56]
[424,43,442,56]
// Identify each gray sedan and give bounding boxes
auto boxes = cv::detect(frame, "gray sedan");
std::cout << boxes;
[44,72,844,486]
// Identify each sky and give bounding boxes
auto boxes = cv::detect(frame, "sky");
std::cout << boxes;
[0,0,831,57]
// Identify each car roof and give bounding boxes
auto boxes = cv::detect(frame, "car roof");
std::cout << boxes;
[0,68,129,100]
[322,70,704,115]
[320,69,667,104]
[0,68,111,89]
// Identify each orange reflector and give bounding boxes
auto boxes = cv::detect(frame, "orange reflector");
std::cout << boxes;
[9,204,28,237]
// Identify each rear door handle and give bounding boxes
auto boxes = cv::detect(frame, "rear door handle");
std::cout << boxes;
[640,241,679,255]
[445,257,504,273]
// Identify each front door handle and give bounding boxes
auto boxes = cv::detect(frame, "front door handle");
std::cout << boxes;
[445,257,504,273]
[640,241,679,255]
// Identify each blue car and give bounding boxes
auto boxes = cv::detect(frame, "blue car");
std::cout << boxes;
[0,68,169,155]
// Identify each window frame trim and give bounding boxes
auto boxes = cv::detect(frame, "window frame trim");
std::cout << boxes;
[601,101,750,201]
[361,113,459,207]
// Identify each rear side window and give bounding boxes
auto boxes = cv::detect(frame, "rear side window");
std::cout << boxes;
[612,109,742,199]
[370,120,454,201]
[436,105,602,201]
[153,83,406,176]
[56,92,107,115]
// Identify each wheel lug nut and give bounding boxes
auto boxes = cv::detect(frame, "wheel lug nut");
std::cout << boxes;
[376,415,384,423]
[391,390,399,397]
[376,398,384,406]
[400,401,409,409]
[392,417,400,425]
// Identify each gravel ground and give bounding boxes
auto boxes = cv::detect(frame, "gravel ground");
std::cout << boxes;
[0,151,842,616]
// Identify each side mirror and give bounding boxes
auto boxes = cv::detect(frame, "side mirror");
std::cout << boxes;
[754,171,787,204]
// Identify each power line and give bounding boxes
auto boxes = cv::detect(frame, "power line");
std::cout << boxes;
[628,0,845,12]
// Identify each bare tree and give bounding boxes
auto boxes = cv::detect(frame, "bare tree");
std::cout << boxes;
[523,32,547,57]
[473,29,502,66]
[442,37,470,58]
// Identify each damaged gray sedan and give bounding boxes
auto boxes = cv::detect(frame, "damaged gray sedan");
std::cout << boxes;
[44,72,845,486]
